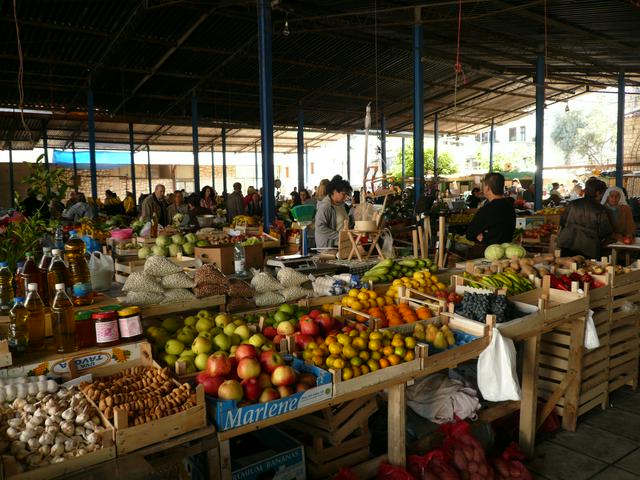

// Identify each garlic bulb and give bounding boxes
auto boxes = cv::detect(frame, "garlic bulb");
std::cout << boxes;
[4,385,16,402]
[27,383,38,396]
[46,380,58,393]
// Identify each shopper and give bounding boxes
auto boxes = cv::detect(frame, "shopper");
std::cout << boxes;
[465,172,516,245]
[62,193,93,222]
[544,182,563,206]
[200,186,215,212]
[558,178,612,258]
[186,195,212,226]
[226,182,245,222]
[316,179,330,202]
[523,184,535,203]
[247,191,262,216]
[601,186,636,242]
[466,187,483,209]
[291,191,301,207]
[167,191,189,226]
[244,186,257,210]
[315,175,353,248]
[140,184,168,226]
[300,189,314,205]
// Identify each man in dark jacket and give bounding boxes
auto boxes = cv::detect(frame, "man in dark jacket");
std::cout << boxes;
[558,178,612,259]
[465,173,515,245]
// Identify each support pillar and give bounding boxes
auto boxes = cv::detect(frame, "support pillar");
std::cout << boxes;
[413,8,424,204]
[222,128,228,196]
[534,55,545,211]
[489,118,495,173]
[380,113,386,175]
[128,123,136,201]
[258,0,275,228]
[146,145,152,194]
[616,71,625,188]
[297,108,304,191]
[211,143,215,191]
[192,95,200,193]
[346,134,351,180]
[72,142,79,193]
[87,88,98,201]
[8,141,14,208]
[433,113,439,177]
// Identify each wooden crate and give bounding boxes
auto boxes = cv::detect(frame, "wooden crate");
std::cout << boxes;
[82,342,208,455]
[608,316,639,393]
[114,256,198,284]
[284,396,377,480]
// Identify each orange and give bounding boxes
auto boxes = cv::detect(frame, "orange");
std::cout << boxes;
[416,307,432,320]
[388,317,403,327]
[379,358,390,369]
[382,345,395,357]
[404,350,415,362]
[387,354,402,366]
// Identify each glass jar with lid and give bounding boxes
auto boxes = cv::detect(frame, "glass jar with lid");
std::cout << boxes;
[117,306,144,342]
[92,311,120,347]
[75,311,96,349]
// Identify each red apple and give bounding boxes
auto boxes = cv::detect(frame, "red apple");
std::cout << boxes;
[294,332,313,349]
[217,380,243,401]
[308,309,321,319]
[623,236,634,245]
[316,313,334,332]
[277,385,294,398]
[300,317,320,336]
[257,372,272,389]
[206,352,232,378]
[258,387,280,403]
[241,377,262,402]
[262,326,277,340]
[260,350,284,373]
[273,334,284,345]
[227,356,240,380]
[201,376,225,396]
[235,344,258,361]
[237,358,261,380]
[295,383,310,393]
[271,365,296,387]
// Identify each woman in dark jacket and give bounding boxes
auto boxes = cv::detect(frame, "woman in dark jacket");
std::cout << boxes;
[558,178,612,259]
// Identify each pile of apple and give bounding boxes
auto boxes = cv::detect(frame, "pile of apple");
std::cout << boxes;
[146,310,274,373]
[197,345,317,403]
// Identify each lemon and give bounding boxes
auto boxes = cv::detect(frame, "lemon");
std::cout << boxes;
[430,275,439,283]
[413,271,424,280]
[392,279,403,286]
[349,289,359,298]
[329,342,343,355]
[357,292,368,301]
[368,291,378,299]
[436,282,446,290]
[351,301,362,311]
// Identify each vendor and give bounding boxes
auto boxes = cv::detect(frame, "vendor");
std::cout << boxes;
[315,175,353,249]
[140,184,168,226]
[186,195,213,226]
[465,187,483,209]
[62,192,94,222]
[601,186,635,242]
[557,178,612,258]
[167,191,189,226]
[465,172,515,245]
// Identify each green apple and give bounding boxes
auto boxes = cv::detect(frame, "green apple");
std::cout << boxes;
[214,313,231,327]
[234,325,251,341]
[214,333,231,351]
[198,331,213,340]
[176,328,196,345]
[248,333,266,348]
[161,317,182,333]
[192,336,213,355]
[210,326,223,337]
[233,319,245,327]
[165,339,185,356]
[223,323,237,337]
[195,316,214,333]
[154,330,170,348]
[229,345,238,356]
[179,349,196,359]
[164,354,178,368]
[194,353,209,371]
[184,316,197,327]
[146,325,160,338]
[197,310,210,318]
[229,333,241,346]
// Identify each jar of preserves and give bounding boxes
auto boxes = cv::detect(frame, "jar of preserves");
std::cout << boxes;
[75,311,96,349]
[92,311,120,347]
[117,306,143,342]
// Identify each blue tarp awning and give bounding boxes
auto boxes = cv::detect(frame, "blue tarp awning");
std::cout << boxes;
[53,150,130,170]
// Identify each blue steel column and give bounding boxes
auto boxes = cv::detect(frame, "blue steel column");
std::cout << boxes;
[8,140,14,208]
[413,8,424,204]
[258,0,276,228]
[534,54,545,210]
[87,88,98,200]
[146,145,152,193]
[72,142,78,192]
[192,95,200,192]
[616,71,625,188]
[433,113,439,176]
[41,120,49,173]
[489,118,495,172]
[128,123,136,201]
[380,114,387,174]
[211,144,216,191]
[222,128,228,195]
[297,108,304,191]
[346,134,351,180]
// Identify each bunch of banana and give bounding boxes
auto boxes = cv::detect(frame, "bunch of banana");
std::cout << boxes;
[463,271,533,296]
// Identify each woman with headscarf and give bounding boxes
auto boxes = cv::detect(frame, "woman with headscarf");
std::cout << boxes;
[602,186,636,241]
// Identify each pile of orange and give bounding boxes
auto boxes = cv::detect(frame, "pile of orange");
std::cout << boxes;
[366,303,433,327]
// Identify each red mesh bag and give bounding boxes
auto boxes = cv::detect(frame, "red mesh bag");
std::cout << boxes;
[440,420,494,480]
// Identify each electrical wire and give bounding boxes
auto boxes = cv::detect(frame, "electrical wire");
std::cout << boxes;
[13,0,33,145]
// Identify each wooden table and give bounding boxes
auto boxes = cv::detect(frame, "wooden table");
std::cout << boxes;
[608,241,640,265]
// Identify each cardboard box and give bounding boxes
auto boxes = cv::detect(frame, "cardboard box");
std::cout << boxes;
[207,358,333,431]
[515,215,545,229]
[243,243,264,270]
[230,427,305,480]
[194,246,234,274]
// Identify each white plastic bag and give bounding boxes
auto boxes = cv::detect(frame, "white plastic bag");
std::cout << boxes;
[477,328,521,402]
[584,309,600,350]
[381,230,395,259]
[89,252,114,292]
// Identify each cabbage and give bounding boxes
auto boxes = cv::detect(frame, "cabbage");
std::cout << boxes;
[182,242,195,255]
[156,235,171,247]
[138,246,151,259]
[171,233,185,245]
[500,242,512,249]
[505,245,526,259]
[185,233,197,244]
[173,213,184,224]
[484,244,505,261]
[168,244,182,257]
[152,245,168,257]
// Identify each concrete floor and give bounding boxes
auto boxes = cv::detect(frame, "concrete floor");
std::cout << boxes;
[530,387,640,480]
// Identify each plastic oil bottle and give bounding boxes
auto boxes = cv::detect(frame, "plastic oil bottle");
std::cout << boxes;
[22,253,46,303]
[14,261,25,299]
[8,297,28,355]
[48,249,70,302]
[64,231,94,306]
[38,247,53,305]
[24,283,45,349]
[50,283,77,353]
[0,261,14,318]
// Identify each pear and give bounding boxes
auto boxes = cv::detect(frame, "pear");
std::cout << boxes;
[433,332,448,350]
[446,331,456,347]
[426,324,438,344]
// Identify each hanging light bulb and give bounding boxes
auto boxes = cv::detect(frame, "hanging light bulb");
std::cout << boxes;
[283,14,290,36]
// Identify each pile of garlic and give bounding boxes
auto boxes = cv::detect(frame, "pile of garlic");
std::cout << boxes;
[1,377,106,471]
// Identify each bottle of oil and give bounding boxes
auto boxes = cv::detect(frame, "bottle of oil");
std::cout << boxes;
[38,247,52,305]
[24,283,45,349]
[150,212,159,238]
[0,261,14,318]
[51,283,77,353]
[14,261,25,299]
[48,249,70,302]
[22,253,46,302]
[8,297,28,355]
[64,231,93,306]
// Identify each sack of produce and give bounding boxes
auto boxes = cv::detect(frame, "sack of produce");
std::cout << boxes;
[281,286,312,302]
[226,296,255,310]
[89,251,115,292]
[254,291,285,307]
[144,255,182,276]
[162,288,196,303]
[122,272,164,293]
[441,420,494,479]
[194,283,229,298]
[276,267,309,287]
[194,263,228,287]
[122,291,165,305]
[228,279,254,298]
[251,270,282,293]
[161,272,195,289]
[408,449,461,480]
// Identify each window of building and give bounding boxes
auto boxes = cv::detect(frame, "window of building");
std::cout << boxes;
[481,132,488,144]
[509,127,517,142]
[520,126,526,142]
[475,134,481,142]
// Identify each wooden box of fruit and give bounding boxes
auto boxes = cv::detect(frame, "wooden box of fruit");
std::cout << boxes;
[78,342,207,455]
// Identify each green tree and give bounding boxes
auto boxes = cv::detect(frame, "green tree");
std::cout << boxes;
[550,108,616,165]
[391,142,458,177]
